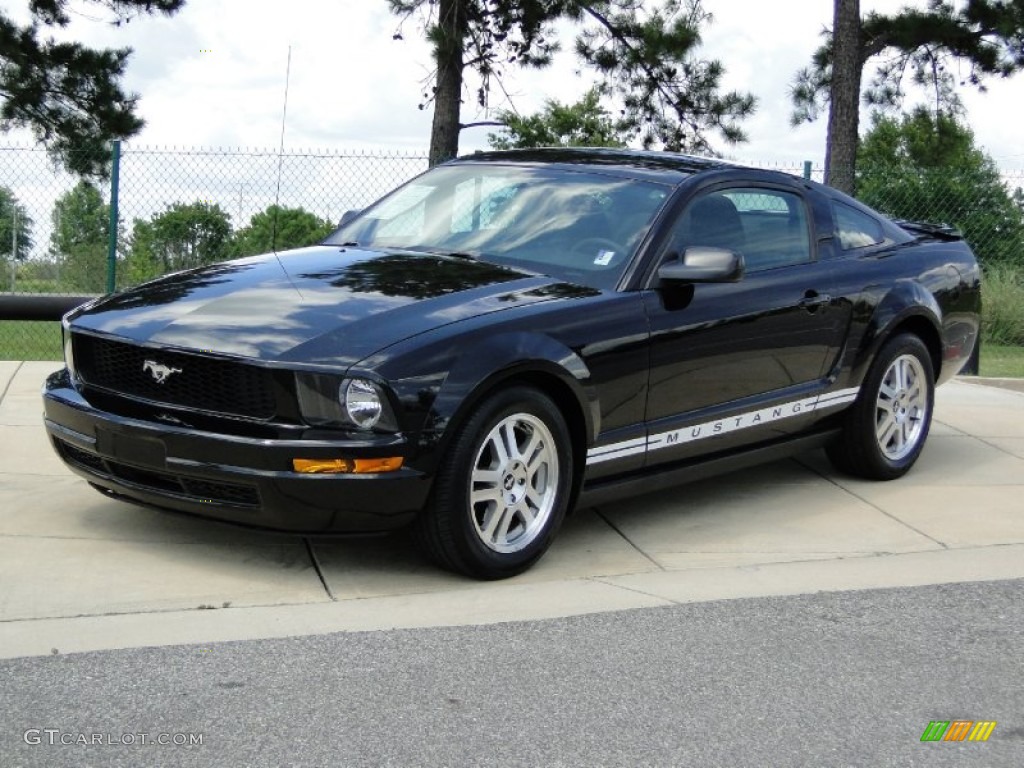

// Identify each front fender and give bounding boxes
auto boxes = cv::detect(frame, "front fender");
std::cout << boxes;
[431,330,594,442]
[359,324,596,473]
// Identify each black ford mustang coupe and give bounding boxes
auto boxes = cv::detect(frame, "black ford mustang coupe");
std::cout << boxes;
[44,149,981,579]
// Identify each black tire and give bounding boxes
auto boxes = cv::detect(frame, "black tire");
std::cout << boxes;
[415,386,573,579]
[826,333,935,480]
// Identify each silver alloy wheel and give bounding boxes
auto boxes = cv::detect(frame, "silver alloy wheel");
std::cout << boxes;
[469,412,559,554]
[875,353,929,461]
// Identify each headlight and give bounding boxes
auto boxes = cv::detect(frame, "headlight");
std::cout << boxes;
[61,315,76,381]
[295,372,398,431]
[342,378,383,428]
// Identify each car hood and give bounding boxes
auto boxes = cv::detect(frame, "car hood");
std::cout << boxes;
[69,246,597,366]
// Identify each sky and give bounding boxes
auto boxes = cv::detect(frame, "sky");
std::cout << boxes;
[2,0,1023,169]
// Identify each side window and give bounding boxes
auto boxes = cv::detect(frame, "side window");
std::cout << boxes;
[834,202,884,250]
[669,188,811,272]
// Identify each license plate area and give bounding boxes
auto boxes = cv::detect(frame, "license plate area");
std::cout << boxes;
[95,429,167,468]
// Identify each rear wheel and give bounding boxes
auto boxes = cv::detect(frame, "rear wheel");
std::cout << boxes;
[416,386,573,579]
[826,333,935,480]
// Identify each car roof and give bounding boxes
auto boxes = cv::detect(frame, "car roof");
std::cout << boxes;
[451,147,733,185]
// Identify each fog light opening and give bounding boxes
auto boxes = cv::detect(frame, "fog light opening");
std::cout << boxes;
[352,457,404,474]
[292,457,403,474]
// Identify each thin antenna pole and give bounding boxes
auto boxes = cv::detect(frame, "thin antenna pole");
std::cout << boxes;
[272,46,292,253]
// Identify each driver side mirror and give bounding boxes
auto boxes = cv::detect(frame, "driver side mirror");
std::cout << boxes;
[338,209,361,227]
[658,246,744,284]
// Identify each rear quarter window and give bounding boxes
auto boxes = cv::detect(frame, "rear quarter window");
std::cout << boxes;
[834,202,884,250]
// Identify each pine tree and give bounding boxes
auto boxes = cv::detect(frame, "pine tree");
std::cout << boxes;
[488,88,627,148]
[792,0,1024,194]
[388,0,755,165]
[0,1,186,177]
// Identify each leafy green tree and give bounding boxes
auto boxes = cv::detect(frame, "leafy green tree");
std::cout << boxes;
[232,205,334,257]
[0,185,33,262]
[792,0,1024,194]
[0,1,185,177]
[122,218,162,286]
[50,181,109,292]
[388,0,755,165]
[126,202,233,281]
[857,108,1024,267]
[488,88,627,149]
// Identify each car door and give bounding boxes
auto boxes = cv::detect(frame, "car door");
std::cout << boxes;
[640,183,848,466]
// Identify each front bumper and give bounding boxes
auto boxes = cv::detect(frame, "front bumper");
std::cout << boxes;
[42,369,429,533]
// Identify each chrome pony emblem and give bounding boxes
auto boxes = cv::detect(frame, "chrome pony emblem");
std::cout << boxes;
[143,359,182,384]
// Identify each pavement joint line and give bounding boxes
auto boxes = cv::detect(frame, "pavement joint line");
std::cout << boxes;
[5,542,1017,627]
[654,547,948,572]
[592,506,667,572]
[793,456,951,551]
[0,598,332,625]
[0,531,310,548]
[304,537,336,601]
[586,576,684,606]
[932,418,969,436]
[973,434,1024,458]
[960,377,1024,395]
[634,548,938,558]
[0,471,75,477]
[0,361,23,407]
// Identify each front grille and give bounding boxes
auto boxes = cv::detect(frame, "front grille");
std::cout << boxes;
[74,334,276,419]
[57,439,260,508]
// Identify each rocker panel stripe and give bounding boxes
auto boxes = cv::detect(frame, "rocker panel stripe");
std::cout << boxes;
[586,387,860,466]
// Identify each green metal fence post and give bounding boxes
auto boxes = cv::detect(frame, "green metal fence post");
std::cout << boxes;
[106,140,121,293]
[803,161,812,180]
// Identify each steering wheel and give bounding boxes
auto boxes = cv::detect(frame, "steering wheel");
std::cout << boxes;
[569,237,624,267]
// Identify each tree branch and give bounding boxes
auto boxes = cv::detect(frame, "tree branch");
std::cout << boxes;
[460,120,505,129]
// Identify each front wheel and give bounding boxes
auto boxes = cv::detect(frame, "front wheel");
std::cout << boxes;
[415,386,573,579]
[826,333,935,480]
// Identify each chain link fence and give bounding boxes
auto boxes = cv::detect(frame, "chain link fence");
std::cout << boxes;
[1,143,428,358]
[2,143,1022,359]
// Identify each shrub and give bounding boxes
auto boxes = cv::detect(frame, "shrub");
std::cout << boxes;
[982,265,1024,346]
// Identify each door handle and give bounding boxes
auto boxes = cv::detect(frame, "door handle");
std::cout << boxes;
[799,291,832,312]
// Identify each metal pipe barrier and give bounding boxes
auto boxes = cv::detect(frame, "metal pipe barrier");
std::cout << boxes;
[0,294,96,322]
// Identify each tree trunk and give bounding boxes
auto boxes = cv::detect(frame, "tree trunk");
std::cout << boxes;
[825,0,862,195]
[428,0,467,167]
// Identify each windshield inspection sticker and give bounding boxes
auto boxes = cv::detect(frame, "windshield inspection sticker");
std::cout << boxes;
[594,250,616,266]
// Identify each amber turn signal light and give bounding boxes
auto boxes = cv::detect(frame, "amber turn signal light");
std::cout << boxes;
[292,457,403,474]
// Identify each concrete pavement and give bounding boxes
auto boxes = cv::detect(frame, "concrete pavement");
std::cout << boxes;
[1,360,1022,660]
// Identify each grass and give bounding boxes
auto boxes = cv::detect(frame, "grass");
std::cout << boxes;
[9,279,63,293]
[979,344,1024,378]
[982,265,1024,347]
[0,321,62,361]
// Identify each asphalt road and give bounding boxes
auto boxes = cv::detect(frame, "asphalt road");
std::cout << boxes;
[2,579,1021,768]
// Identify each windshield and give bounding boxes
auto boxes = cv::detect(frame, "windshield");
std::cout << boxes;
[325,163,673,290]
